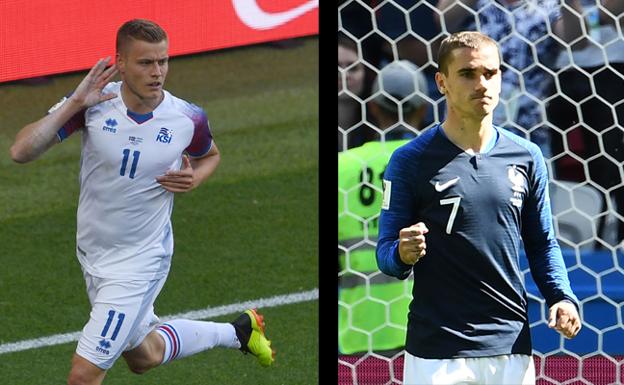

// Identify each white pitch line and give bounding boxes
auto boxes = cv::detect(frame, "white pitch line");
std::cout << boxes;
[0,288,318,355]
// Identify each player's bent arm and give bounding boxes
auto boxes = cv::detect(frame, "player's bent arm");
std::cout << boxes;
[376,150,417,279]
[9,98,84,163]
[10,57,115,163]
[189,142,221,188]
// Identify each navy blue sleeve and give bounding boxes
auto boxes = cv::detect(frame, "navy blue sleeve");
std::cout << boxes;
[376,147,416,279]
[521,146,579,308]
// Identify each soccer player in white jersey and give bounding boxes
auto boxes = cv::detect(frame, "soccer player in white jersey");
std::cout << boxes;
[10,19,274,385]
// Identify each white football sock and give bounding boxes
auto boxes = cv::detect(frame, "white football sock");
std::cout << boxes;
[156,319,241,364]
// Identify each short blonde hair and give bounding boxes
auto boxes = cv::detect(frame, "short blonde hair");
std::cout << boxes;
[437,31,500,75]
[116,19,168,54]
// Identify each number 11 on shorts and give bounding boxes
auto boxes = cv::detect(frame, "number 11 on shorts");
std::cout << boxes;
[101,310,126,341]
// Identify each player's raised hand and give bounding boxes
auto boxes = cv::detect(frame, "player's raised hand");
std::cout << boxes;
[548,300,582,339]
[156,155,196,193]
[69,57,118,108]
[398,222,429,265]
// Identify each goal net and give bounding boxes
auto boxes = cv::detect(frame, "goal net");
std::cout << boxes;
[338,1,624,384]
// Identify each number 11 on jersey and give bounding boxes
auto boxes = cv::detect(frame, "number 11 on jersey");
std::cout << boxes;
[120,149,141,179]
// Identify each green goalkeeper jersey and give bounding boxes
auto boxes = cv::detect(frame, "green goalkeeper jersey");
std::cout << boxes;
[338,139,411,354]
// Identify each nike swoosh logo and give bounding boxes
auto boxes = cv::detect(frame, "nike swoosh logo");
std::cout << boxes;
[232,0,318,30]
[434,177,460,192]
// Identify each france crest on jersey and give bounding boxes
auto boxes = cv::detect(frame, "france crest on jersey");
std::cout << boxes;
[51,81,213,280]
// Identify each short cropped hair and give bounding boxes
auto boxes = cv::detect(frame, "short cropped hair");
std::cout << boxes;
[116,19,168,54]
[437,31,500,75]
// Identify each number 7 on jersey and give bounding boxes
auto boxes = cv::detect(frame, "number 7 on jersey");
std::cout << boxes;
[440,197,461,234]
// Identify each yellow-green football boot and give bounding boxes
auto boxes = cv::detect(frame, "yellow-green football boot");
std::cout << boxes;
[231,308,275,366]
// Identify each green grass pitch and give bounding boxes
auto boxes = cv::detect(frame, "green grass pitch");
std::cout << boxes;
[0,37,318,385]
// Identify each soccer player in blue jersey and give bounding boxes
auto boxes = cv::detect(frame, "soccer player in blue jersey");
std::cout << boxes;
[376,31,581,384]
[10,19,274,385]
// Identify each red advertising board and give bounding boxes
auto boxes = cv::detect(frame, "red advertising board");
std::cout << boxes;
[0,0,318,83]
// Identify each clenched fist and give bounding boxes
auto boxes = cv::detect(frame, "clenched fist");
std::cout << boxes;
[399,222,428,265]
[548,300,582,339]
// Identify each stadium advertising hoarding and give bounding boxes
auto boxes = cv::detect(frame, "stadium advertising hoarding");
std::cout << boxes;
[0,0,318,83]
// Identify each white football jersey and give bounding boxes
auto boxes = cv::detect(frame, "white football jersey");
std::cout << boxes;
[52,82,213,280]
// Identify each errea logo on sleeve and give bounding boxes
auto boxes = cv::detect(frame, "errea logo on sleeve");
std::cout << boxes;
[382,179,392,210]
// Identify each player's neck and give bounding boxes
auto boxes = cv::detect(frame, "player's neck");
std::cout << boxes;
[441,113,494,153]
[120,83,164,114]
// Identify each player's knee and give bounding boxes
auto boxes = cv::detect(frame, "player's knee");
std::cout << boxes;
[123,333,165,375]
[125,356,160,375]
[68,354,105,385]
[127,362,149,375]
[67,370,92,385]
[127,361,158,375]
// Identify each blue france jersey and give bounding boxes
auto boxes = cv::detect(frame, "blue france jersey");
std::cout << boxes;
[51,82,212,280]
[376,125,578,358]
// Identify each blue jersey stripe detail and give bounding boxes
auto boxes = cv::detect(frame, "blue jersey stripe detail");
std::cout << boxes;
[126,110,153,124]
[57,127,69,141]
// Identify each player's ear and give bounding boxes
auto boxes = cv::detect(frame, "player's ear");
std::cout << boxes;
[115,52,124,72]
[434,72,446,94]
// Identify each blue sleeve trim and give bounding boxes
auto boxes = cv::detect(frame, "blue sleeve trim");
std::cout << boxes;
[57,127,68,142]
[50,92,84,142]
